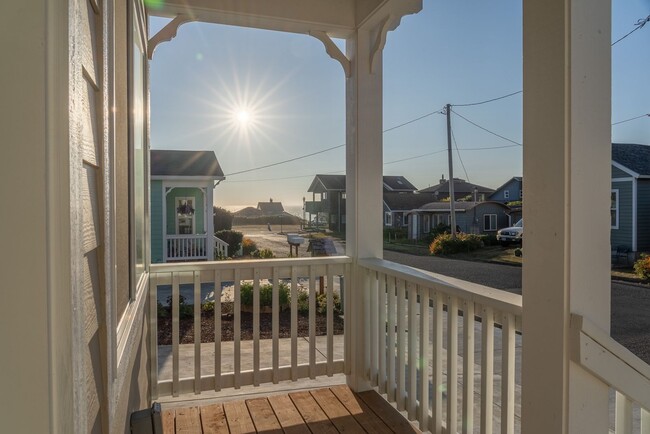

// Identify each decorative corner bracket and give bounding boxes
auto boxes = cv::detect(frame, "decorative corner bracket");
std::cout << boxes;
[309,31,351,78]
[148,15,194,60]
[370,15,402,74]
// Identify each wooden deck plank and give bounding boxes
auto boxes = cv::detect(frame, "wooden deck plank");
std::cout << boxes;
[199,404,229,434]
[289,391,338,434]
[162,409,176,434]
[246,398,283,434]
[357,390,422,433]
[223,400,256,434]
[267,395,311,434]
[175,407,202,434]
[329,385,394,434]
[310,388,366,434]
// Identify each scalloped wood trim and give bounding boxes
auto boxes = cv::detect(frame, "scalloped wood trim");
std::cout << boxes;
[148,15,194,60]
[309,31,351,78]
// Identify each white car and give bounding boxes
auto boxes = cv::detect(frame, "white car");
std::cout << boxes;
[496,219,523,246]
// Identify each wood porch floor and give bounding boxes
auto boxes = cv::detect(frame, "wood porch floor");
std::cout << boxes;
[161,385,421,433]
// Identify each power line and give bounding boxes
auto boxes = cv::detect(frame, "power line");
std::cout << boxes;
[384,149,448,165]
[451,109,523,146]
[451,90,522,108]
[450,125,470,182]
[383,110,444,133]
[612,113,650,126]
[225,143,345,176]
[612,15,650,46]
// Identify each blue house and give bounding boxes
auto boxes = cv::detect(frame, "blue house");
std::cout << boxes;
[489,176,523,203]
[406,201,511,240]
[150,150,226,262]
[611,143,650,255]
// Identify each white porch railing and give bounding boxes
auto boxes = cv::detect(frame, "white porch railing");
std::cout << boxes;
[213,235,228,259]
[165,234,208,261]
[570,314,650,434]
[358,258,523,433]
[149,256,351,398]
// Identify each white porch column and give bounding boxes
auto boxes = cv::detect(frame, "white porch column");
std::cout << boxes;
[345,22,382,393]
[207,183,215,259]
[522,1,611,433]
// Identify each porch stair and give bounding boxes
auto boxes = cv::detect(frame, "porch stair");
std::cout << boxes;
[161,385,420,433]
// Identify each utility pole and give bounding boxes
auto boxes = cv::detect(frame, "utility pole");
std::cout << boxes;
[446,103,457,239]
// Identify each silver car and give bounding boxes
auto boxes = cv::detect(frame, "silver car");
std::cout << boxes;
[496,219,523,245]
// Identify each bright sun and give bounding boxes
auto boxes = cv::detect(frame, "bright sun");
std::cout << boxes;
[236,110,251,125]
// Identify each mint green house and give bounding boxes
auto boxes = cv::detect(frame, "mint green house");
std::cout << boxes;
[150,150,227,263]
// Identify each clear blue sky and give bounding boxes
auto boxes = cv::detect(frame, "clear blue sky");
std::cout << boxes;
[150,0,649,210]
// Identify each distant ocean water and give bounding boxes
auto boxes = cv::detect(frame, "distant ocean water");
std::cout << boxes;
[223,204,305,217]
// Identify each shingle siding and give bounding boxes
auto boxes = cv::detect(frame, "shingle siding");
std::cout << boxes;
[636,180,650,252]
[611,181,633,249]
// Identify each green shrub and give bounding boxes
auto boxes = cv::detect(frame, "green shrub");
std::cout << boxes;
[213,206,234,231]
[165,294,194,319]
[634,254,650,280]
[201,300,215,313]
[215,230,243,257]
[242,238,258,256]
[316,292,342,316]
[240,282,290,308]
[297,291,309,314]
[252,248,275,259]
[480,234,500,246]
[384,227,408,241]
[429,232,483,255]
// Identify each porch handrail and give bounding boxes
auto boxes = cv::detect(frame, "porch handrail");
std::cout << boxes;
[358,257,522,433]
[164,234,208,261]
[213,235,228,259]
[570,314,650,432]
[149,256,353,399]
[166,233,208,239]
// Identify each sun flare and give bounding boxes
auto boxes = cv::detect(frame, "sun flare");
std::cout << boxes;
[236,109,251,126]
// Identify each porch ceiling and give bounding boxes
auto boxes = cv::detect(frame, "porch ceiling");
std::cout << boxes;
[147,0,417,38]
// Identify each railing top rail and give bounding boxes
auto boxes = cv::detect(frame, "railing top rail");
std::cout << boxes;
[213,235,229,246]
[571,314,650,410]
[150,255,352,273]
[165,234,208,239]
[359,257,522,317]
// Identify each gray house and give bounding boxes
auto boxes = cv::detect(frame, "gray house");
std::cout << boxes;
[407,201,511,240]
[418,175,494,201]
[611,143,650,254]
[383,192,437,228]
[489,176,523,203]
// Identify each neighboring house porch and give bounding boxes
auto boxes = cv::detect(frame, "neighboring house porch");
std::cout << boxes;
[151,150,228,262]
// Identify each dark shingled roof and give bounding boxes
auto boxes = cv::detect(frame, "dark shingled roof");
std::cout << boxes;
[308,174,418,193]
[383,176,417,192]
[383,192,438,210]
[418,178,494,195]
[151,150,225,178]
[234,207,263,217]
[612,143,650,176]
[257,202,285,215]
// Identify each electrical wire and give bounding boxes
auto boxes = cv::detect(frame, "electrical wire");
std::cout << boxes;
[450,125,470,182]
[450,90,522,108]
[612,113,650,126]
[225,143,344,176]
[383,110,444,133]
[612,15,650,46]
[451,109,523,146]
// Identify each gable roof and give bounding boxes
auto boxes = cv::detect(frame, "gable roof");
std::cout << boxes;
[490,176,522,193]
[418,178,494,195]
[612,143,650,177]
[234,206,263,217]
[383,192,438,211]
[257,201,285,214]
[414,201,510,213]
[308,174,418,193]
[151,150,225,178]
[383,176,417,192]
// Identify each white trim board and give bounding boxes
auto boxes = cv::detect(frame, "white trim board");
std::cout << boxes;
[611,161,639,178]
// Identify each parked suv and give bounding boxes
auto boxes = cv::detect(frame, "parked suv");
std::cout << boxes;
[496,219,523,246]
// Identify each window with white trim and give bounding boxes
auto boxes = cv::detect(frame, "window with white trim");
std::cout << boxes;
[322,192,328,200]
[611,190,619,229]
[504,190,510,199]
[384,212,393,226]
[519,189,523,199]
[484,214,497,231]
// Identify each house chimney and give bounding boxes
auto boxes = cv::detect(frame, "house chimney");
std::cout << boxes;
[440,174,446,184]
[269,198,273,203]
